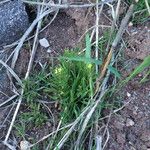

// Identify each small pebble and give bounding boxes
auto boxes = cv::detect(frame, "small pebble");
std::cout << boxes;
[39,38,50,48]
[128,22,133,27]
[47,47,51,53]
[127,92,131,98]
[133,106,138,115]
[126,118,135,127]
[20,141,30,150]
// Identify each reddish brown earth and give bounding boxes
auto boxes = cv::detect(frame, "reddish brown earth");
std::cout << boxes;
[107,82,150,150]
[106,24,150,150]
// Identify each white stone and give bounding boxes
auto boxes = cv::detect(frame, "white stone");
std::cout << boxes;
[126,118,135,127]
[128,22,133,27]
[127,92,131,97]
[20,141,30,150]
[47,47,51,53]
[39,38,50,48]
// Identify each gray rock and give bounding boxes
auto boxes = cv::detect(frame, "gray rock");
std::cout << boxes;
[0,0,29,46]
[0,0,29,93]
[0,53,9,90]
[0,0,29,90]
[0,69,9,90]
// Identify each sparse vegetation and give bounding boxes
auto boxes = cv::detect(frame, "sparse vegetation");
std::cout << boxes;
[1,0,150,150]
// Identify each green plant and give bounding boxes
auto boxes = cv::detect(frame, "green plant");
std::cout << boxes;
[14,32,121,149]
[140,69,150,83]
[44,50,96,123]
[98,30,116,59]
[14,121,26,138]
[128,0,149,24]
[124,55,150,83]
[16,72,49,130]
[20,103,48,127]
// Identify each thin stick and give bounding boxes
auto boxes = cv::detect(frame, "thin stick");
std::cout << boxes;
[0,60,22,86]
[22,0,113,8]
[30,123,73,148]
[112,4,134,48]
[0,94,18,107]
[25,5,43,78]
[3,92,23,143]
[145,0,150,15]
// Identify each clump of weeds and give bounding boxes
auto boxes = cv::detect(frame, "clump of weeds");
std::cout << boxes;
[44,50,96,123]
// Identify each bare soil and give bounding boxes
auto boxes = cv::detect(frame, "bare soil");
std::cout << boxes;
[106,82,150,150]
[106,24,150,150]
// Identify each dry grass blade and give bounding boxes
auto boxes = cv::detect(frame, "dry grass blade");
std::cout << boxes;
[145,0,150,15]
[22,0,113,8]
[30,123,73,148]
[112,4,134,48]
[96,49,113,88]
[102,127,109,150]
[95,0,102,73]
[3,93,23,143]
[115,0,121,20]
[25,5,44,78]
[96,135,102,150]
[2,142,16,150]
[0,60,22,86]
[75,88,107,149]
[0,94,18,107]
[54,106,91,150]
[0,0,10,4]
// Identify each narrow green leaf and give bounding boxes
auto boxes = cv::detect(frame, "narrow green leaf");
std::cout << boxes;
[125,55,150,82]
[60,56,102,65]
[85,33,91,59]
[108,66,121,78]
[61,56,120,77]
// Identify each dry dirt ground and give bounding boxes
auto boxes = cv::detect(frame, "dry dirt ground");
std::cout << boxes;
[0,5,150,150]
[106,23,150,150]
[106,82,150,150]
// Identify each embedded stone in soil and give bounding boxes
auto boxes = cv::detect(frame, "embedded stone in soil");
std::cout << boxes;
[0,0,29,96]
[0,0,29,46]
